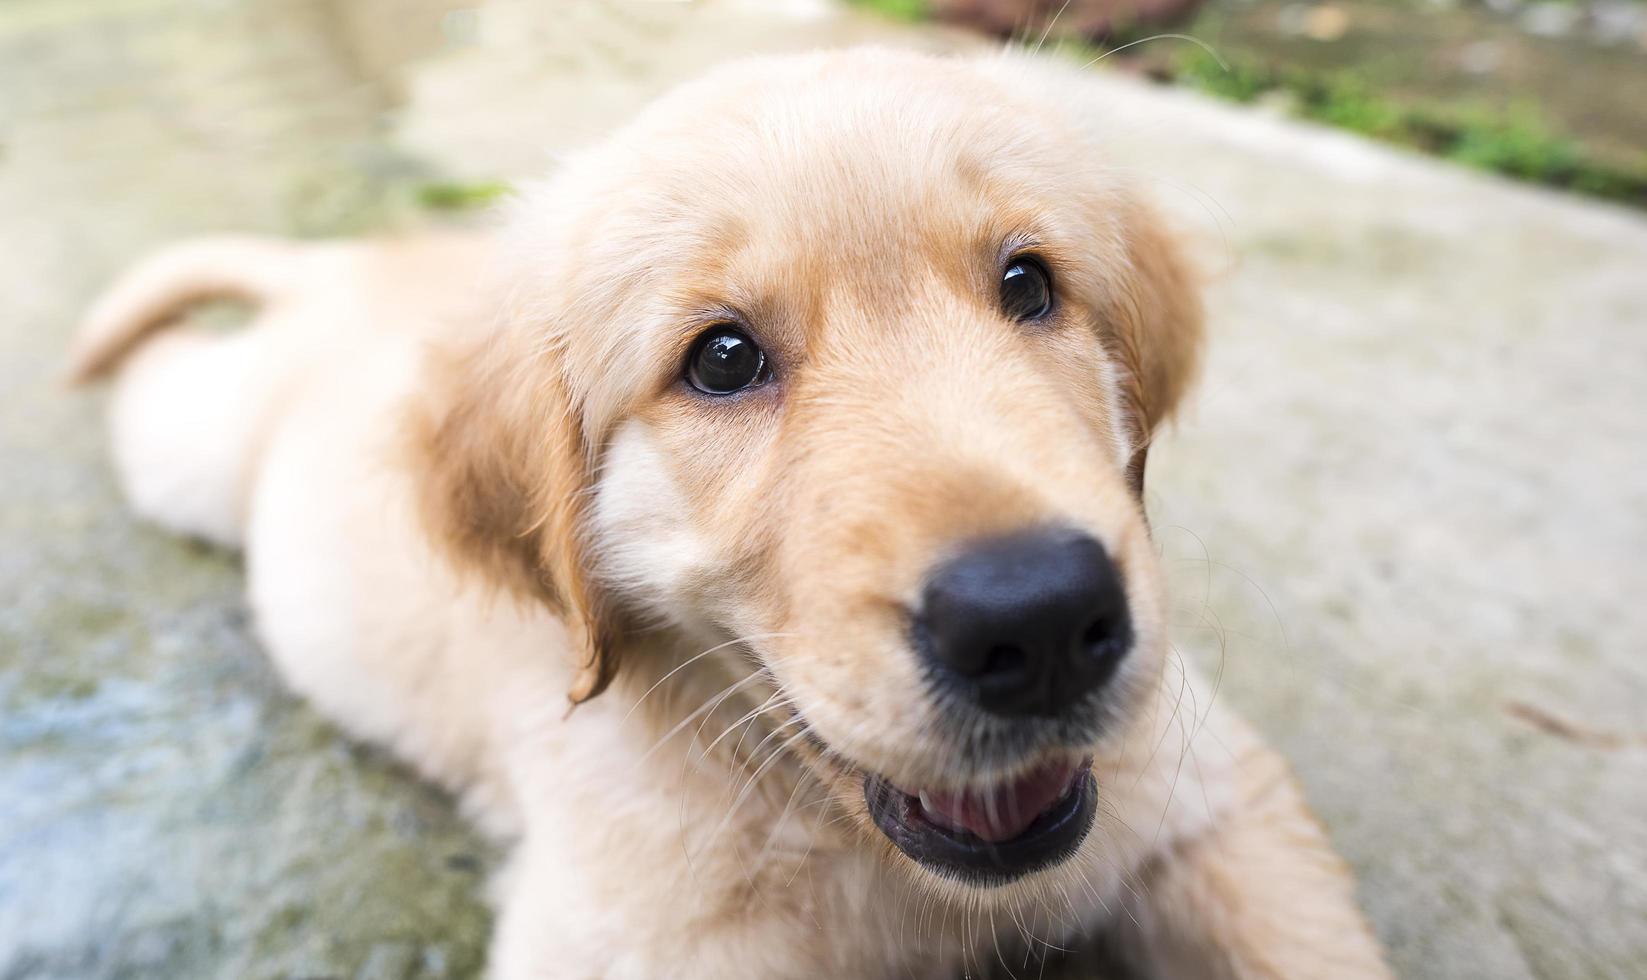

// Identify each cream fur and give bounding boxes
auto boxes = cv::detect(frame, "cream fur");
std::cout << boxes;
[71,48,1390,979]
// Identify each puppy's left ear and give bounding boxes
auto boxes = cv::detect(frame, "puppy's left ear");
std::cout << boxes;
[1110,199,1206,496]
[410,328,619,705]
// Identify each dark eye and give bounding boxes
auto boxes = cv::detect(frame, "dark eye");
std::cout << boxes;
[686,326,768,395]
[1000,257,1053,321]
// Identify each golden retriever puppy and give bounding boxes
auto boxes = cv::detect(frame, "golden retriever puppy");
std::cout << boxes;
[70,48,1390,979]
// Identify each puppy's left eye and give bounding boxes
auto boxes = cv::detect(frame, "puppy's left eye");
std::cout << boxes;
[1000,257,1053,321]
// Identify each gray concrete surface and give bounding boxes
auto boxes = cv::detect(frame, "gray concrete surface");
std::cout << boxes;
[2,1,1644,978]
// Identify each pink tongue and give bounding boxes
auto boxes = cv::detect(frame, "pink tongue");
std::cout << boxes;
[915,762,1078,843]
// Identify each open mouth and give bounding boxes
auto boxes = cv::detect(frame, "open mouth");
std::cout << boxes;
[863,758,1095,885]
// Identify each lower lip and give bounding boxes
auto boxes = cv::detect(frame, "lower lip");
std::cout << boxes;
[864,761,1097,885]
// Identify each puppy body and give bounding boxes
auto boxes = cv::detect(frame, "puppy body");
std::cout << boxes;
[72,50,1389,979]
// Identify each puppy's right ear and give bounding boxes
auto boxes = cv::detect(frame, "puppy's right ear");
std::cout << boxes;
[410,329,619,704]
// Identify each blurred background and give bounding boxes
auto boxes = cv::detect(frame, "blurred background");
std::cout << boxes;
[2,1,1644,978]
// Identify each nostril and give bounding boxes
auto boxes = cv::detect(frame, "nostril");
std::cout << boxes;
[1080,612,1131,652]
[981,644,1026,678]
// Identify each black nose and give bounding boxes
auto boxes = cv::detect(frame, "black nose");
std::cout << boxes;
[918,529,1133,718]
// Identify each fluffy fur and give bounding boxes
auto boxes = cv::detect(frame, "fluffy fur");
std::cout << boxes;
[70,48,1390,979]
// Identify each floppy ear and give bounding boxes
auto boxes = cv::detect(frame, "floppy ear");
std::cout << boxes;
[410,330,619,704]
[1110,201,1205,496]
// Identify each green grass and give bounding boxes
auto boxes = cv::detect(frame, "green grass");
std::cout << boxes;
[414,179,513,211]
[1173,47,1647,209]
[843,0,930,22]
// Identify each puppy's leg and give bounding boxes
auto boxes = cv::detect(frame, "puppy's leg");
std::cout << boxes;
[105,328,282,547]
[1117,740,1392,979]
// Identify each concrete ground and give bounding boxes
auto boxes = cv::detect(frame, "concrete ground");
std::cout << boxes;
[2,1,1644,978]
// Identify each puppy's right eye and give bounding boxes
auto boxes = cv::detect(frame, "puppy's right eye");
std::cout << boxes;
[686,326,768,395]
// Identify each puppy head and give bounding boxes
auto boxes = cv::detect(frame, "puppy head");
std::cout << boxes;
[419,48,1201,889]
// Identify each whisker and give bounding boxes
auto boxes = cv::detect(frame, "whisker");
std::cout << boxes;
[1077,33,1229,72]
[751,759,816,868]
[698,724,811,857]
[694,689,791,771]
[632,669,765,768]
[1132,646,1191,791]
[622,631,793,722]
[1030,0,1076,56]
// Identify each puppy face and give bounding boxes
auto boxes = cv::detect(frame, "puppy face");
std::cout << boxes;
[421,49,1201,893]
